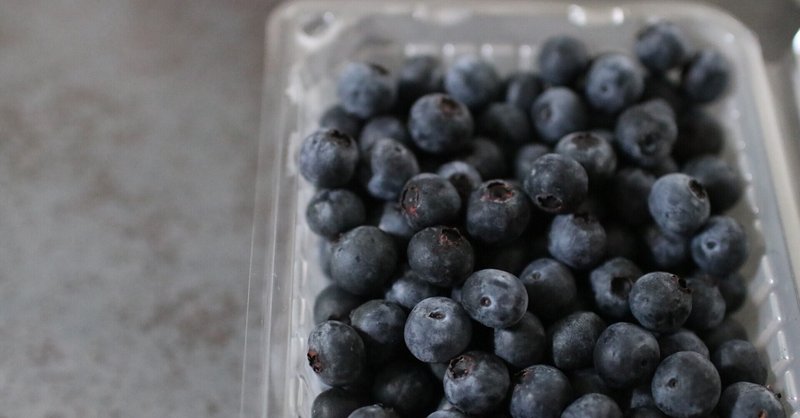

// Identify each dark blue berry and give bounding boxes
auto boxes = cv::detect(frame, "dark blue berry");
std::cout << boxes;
[466,180,532,245]
[648,155,679,177]
[306,189,366,238]
[520,258,578,322]
[684,274,726,331]
[397,55,443,111]
[493,312,546,369]
[307,321,366,387]
[349,300,407,365]
[427,411,468,418]
[404,297,473,363]
[550,311,607,370]
[629,384,656,409]
[690,215,748,277]
[314,284,364,324]
[444,56,501,110]
[682,49,730,104]
[514,143,549,182]
[385,267,443,311]
[603,223,641,260]
[718,273,746,314]
[673,108,724,162]
[555,131,618,184]
[408,93,474,154]
[594,322,660,389]
[548,212,607,270]
[648,173,710,236]
[610,168,656,226]
[562,393,623,418]
[712,339,767,386]
[320,105,362,139]
[479,102,534,152]
[459,137,508,180]
[531,87,588,143]
[444,351,510,415]
[362,138,420,200]
[718,382,784,418]
[589,257,642,320]
[378,202,415,246]
[408,226,474,287]
[359,116,411,154]
[372,360,439,416]
[658,328,710,359]
[634,21,689,73]
[523,153,588,214]
[643,226,689,271]
[585,54,644,114]
[682,155,743,213]
[312,388,367,418]
[330,226,398,296]
[651,351,721,418]
[627,407,668,418]
[462,269,528,328]
[642,75,685,114]
[629,272,692,333]
[475,237,539,277]
[615,100,677,168]
[400,173,462,231]
[337,62,397,119]
[505,71,542,112]
[347,405,400,418]
[437,161,482,204]
[299,129,359,188]
[568,368,615,398]
[699,316,748,353]
[509,365,573,418]
[538,35,589,86]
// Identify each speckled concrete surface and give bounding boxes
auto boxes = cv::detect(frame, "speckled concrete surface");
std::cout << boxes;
[0,1,796,418]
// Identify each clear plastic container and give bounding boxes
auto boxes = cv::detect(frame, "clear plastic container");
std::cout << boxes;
[242,2,800,417]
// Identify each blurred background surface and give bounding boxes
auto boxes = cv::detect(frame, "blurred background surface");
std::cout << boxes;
[0,1,796,417]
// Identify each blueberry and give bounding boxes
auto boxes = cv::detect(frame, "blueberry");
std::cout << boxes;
[337,62,397,119]
[651,351,721,418]
[718,382,785,418]
[408,93,474,154]
[493,312,546,369]
[404,297,473,363]
[629,272,692,333]
[437,161,483,204]
[514,143,550,182]
[634,21,689,73]
[615,100,677,168]
[648,173,710,236]
[299,129,360,188]
[372,360,440,416]
[682,49,730,104]
[320,240,334,278]
[642,75,685,113]
[562,393,623,418]
[585,53,644,114]
[523,153,588,214]
[712,339,767,386]
[629,384,656,409]
[589,257,643,320]
[531,87,588,143]
[647,155,679,177]
[347,405,400,418]
[307,321,366,387]
[459,137,508,180]
[509,365,573,418]
[479,102,534,152]
[362,138,420,200]
[673,108,725,162]
[627,407,668,418]
[684,274,726,331]
[306,189,366,238]
[475,237,538,277]
[603,223,641,260]
[330,226,399,296]
[378,202,415,246]
[548,212,607,270]
[682,155,743,213]
[444,56,501,110]
[718,273,746,314]
[429,362,449,381]
[550,311,607,370]
[555,131,618,184]
[643,226,689,271]
[312,388,367,418]
[444,351,510,415]
[427,411,468,418]
[609,168,656,226]
[408,226,474,287]
[699,316,747,353]
[466,180,532,245]
[400,173,462,231]
[314,285,364,324]
[505,71,543,112]
[658,329,710,360]
[520,258,578,322]
[690,215,748,277]
[397,55,444,111]
[594,322,660,389]
[462,269,528,328]
[359,116,412,154]
[568,368,615,398]
[538,35,589,86]
[385,267,443,311]
[349,300,407,365]
[320,104,363,139]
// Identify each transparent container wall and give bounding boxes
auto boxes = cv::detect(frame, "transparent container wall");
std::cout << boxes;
[243,2,800,417]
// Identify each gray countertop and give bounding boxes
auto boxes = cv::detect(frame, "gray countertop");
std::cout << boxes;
[0,1,797,417]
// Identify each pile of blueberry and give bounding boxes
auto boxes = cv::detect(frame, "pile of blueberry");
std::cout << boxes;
[299,20,786,418]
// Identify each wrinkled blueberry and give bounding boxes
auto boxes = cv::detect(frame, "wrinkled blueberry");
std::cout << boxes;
[404,297,472,363]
